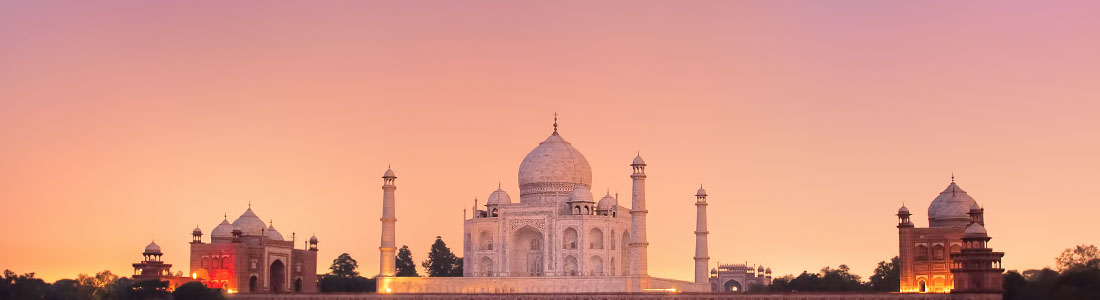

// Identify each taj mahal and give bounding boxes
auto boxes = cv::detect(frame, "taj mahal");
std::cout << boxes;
[375,119,715,293]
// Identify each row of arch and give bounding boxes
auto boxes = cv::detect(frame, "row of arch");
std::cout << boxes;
[914,244,961,261]
[200,255,232,269]
[476,225,631,276]
[478,227,624,251]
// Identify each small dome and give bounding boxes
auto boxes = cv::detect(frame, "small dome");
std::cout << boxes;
[964,222,988,237]
[192,226,202,235]
[144,241,162,254]
[710,268,718,274]
[383,168,396,178]
[597,192,617,209]
[266,224,284,241]
[898,205,910,214]
[232,208,266,236]
[568,187,594,203]
[696,185,707,197]
[758,266,765,272]
[487,188,512,206]
[211,219,234,238]
[766,267,772,274]
[309,234,318,243]
[632,154,646,165]
[970,202,982,212]
[928,182,979,227]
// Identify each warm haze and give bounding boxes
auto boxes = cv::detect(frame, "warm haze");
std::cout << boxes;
[1,1,1098,283]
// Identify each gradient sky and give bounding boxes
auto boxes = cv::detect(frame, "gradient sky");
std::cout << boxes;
[2,1,1099,282]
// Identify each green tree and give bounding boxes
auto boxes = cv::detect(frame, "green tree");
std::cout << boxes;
[1056,244,1100,272]
[395,245,419,277]
[75,270,121,300]
[171,282,225,300]
[868,256,900,291]
[421,236,462,277]
[329,253,360,278]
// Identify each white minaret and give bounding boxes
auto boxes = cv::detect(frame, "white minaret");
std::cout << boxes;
[379,167,397,277]
[629,154,649,279]
[694,185,710,284]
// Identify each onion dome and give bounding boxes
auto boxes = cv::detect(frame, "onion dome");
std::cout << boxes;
[928,182,979,227]
[964,222,988,237]
[232,208,266,236]
[518,132,592,204]
[568,187,594,203]
[309,234,318,243]
[211,219,234,238]
[486,187,512,206]
[766,267,772,274]
[383,167,396,178]
[597,192,617,210]
[144,241,162,254]
[898,205,910,214]
[758,266,765,273]
[266,223,284,241]
[632,154,646,165]
[696,185,707,197]
[710,268,718,274]
[192,226,202,235]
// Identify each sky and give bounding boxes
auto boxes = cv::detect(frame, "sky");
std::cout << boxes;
[1,0,1099,282]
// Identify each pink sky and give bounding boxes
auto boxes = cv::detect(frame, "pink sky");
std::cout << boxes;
[1,1,1099,282]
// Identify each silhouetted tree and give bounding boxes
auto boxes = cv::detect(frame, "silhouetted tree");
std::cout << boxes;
[330,253,360,278]
[124,280,169,300]
[319,253,375,292]
[421,236,462,277]
[1056,244,1100,272]
[395,245,419,277]
[46,279,81,300]
[868,256,900,291]
[171,282,225,300]
[1,270,48,300]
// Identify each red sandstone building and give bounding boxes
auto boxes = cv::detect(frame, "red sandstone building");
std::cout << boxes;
[189,207,319,293]
[896,179,1004,293]
[131,241,197,290]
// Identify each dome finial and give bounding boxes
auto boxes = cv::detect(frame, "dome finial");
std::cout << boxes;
[951,172,955,183]
[553,112,558,135]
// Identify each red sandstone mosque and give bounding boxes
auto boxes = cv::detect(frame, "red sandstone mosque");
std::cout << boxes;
[897,178,1005,294]
[187,207,320,293]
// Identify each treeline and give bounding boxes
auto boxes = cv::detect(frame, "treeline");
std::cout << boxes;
[758,244,1100,300]
[319,236,463,292]
[0,270,224,300]
[757,257,900,292]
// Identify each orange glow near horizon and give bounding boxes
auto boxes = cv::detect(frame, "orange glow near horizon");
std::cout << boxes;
[2,1,1099,283]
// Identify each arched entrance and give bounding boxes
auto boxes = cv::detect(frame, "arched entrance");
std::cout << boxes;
[248,276,257,292]
[509,226,543,276]
[269,260,285,293]
[919,280,927,292]
[294,278,302,293]
[723,279,742,292]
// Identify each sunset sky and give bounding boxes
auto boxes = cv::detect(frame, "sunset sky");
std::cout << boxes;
[2,1,1099,282]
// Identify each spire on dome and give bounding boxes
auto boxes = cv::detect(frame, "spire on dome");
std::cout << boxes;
[553,112,558,135]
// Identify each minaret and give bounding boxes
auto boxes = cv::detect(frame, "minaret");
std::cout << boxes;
[694,185,710,284]
[629,153,649,279]
[379,167,397,277]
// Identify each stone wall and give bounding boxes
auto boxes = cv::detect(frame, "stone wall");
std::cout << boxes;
[231,292,1001,300]
[373,276,709,294]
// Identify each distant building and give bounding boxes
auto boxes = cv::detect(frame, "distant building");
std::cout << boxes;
[131,241,196,290]
[189,207,319,293]
[896,179,1004,293]
[708,263,771,292]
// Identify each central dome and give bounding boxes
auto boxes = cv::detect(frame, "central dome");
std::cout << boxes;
[518,133,592,204]
[928,182,979,228]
